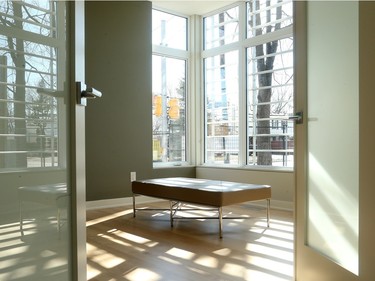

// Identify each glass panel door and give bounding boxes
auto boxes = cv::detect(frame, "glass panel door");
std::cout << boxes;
[0,1,75,280]
[306,1,359,275]
[294,1,360,280]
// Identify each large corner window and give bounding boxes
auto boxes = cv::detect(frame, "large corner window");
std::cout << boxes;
[152,9,188,164]
[203,0,294,168]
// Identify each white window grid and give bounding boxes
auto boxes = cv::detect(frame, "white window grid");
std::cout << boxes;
[201,1,294,169]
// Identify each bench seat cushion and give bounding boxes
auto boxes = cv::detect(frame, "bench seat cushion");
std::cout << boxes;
[132,177,271,207]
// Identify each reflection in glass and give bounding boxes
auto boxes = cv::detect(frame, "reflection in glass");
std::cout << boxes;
[0,1,70,280]
[0,1,65,169]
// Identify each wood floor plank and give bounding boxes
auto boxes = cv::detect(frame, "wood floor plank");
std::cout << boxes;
[87,201,294,281]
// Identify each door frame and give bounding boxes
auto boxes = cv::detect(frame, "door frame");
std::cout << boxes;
[294,2,375,280]
[69,1,87,280]
[294,2,358,280]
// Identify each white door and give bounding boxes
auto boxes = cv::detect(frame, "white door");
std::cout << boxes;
[295,1,375,280]
[0,1,88,280]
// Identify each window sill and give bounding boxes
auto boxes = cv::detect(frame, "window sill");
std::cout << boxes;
[0,167,66,174]
[153,162,195,169]
[197,164,294,173]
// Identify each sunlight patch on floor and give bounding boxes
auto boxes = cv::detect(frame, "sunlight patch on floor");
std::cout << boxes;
[86,210,133,227]
[221,262,246,278]
[256,235,294,250]
[194,255,218,268]
[96,234,145,252]
[87,263,101,280]
[158,255,182,265]
[111,229,152,244]
[124,267,161,281]
[246,243,293,262]
[212,247,232,256]
[244,254,293,277]
[166,247,195,260]
[91,252,125,269]
[245,268,292,281]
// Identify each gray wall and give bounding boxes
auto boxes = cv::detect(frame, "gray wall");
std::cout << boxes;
[85,1,195,201]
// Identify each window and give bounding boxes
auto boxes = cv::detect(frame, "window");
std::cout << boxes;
[204,51,239,164]
[203,1,294,168]
[152,9,188,164]
[0,1,65,170]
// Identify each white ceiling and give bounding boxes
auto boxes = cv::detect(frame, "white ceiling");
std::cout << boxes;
[152,1,236,15]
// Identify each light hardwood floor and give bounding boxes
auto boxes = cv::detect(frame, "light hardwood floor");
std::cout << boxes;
[86,201,294,281]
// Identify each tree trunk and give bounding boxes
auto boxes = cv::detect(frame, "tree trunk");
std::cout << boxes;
[13,1,27,167]
[256,72,272,165]
[252,0,282,166]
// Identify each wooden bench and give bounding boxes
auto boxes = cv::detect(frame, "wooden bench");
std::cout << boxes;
[132,177,271,238]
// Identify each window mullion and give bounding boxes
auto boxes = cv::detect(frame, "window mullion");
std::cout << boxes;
[243,25,293,48]
[238,1,247,166]
[153,45,189,59]
[189,14,203,166]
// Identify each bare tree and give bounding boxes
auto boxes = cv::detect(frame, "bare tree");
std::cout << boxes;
[249,0,284,165]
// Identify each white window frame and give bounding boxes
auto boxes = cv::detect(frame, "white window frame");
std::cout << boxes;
[152,7,192,168]
[199,1,294,171]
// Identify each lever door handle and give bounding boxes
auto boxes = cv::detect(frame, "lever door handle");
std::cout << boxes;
[271,111,303,124]
[81,87,102,99]
[76,82,102,106]
[289,111,303,124]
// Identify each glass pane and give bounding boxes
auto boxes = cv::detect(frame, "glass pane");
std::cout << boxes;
[204,6,239,50]
[0,1,71,280]
[152,9,187,50]
[0,0,61,169]
[247,38,294,167]
[204,51,239,164]
[247,0,293,38]
[307,1,359,275]
[152,55,186,163]
[0,0,57,38]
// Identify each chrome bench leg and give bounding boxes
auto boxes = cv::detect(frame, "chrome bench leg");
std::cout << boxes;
[219,207,223,239]
[133,194,136,218]
[169,201,174,227]
[267,198,271,227]
[19,200,24,237]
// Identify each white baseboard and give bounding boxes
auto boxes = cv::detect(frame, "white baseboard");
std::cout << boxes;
[86,196,293,212]
[86,196,164,210]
